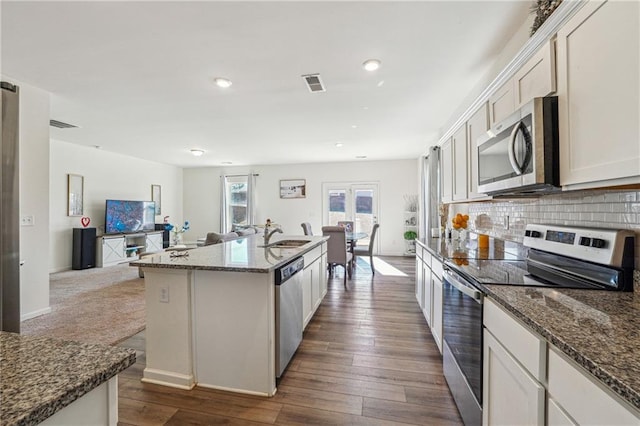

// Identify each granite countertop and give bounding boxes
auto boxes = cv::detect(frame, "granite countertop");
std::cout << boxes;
[416,235,527,261]
[130,234,328,273]
[0,332,136,426]
[481,283,640,411]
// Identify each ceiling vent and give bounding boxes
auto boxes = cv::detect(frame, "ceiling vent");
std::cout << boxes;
[302,74,326,93]
[49,119,78,129]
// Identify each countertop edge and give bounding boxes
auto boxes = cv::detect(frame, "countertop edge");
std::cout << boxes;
[481,285,640,412]
[130,236,328,273]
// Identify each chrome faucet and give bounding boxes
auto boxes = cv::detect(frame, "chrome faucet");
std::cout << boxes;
[264,226,283,245]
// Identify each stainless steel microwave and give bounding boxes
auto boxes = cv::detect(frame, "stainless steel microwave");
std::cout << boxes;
[477,96,559,195]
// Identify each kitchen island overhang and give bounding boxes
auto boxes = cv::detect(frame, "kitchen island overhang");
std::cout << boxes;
[130,234,328,396]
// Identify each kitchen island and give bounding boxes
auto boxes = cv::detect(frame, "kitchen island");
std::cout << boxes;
[130,234,327,396]
[0,331,135,426]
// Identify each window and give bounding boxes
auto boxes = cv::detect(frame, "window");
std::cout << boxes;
[221,174,256,232]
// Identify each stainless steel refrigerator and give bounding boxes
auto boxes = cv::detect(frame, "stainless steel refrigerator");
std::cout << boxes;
[419,146,440,240]
[0,81,20,333]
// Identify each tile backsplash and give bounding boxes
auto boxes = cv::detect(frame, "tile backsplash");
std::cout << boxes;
[459,189,640,273]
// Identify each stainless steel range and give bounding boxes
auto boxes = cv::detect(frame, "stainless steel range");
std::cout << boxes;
[441,225,636,425]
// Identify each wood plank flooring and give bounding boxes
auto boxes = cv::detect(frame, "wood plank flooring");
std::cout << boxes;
[117,256,462,425]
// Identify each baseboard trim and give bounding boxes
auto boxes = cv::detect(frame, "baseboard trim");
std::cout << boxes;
[142,368,195,390]
[21,306,52,321]
[197,382,274,397]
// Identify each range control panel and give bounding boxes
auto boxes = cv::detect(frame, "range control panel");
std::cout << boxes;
[523,224,635,267]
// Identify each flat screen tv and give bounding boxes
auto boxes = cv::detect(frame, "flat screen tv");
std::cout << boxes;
[105,200,155,234]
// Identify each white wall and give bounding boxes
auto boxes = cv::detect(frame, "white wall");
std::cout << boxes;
[1,76,52,320]
[50,140,183,272]
[184,159,418,256]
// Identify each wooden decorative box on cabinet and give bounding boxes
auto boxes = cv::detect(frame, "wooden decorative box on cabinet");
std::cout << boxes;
[557,0,640,189]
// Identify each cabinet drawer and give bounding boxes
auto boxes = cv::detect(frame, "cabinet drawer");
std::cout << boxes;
[423,250,432,270]
[303,245,322,267]
[431,258,443,279]
[548,348,640,425]
[484,298,546,381]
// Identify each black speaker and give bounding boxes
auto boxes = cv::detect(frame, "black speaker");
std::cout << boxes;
[72,228,96,270]
[155,223,170,248]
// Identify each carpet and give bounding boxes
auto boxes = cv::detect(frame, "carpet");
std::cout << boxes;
[21,264,145,346]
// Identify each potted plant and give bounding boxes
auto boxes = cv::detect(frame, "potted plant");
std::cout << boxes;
[404,230,417,254]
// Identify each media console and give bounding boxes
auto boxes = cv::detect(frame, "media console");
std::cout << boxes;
[96,231,163,267]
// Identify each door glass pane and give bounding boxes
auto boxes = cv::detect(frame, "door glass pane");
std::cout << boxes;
[354,189,374,246]
[328,190,346,224]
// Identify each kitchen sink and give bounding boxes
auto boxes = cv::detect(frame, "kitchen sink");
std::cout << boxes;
[266,240,310,248]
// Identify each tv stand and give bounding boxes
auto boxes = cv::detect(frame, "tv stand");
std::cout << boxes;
[96,231,163,267]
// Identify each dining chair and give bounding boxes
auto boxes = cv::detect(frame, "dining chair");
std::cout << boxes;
[322,226,353,287]
[353,223,380,275]
[337,221,354,233]
[301,222,313,236]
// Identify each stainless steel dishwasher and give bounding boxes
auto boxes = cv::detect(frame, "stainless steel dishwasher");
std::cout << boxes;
[275,256,304,378]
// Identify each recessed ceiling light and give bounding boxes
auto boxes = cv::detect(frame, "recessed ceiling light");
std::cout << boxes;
[355,155,367,159]
[351,125,358,129]
[222,161,233,165]
[213,77,233,88]
[335,143,344,148]
[363,59,381,72]
[377,80,385,87]
[363,106,369,110]
[190,149,205,157]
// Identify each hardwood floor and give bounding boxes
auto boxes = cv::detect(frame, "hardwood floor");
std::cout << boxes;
[117,256,462,425]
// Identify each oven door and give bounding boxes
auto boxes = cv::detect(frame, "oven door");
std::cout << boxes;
[442,269,483,426]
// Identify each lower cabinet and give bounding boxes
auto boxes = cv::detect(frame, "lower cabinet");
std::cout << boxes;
[414,245,443,354]
[302,242,327,329]
[97,236,126,267]
[483,330,545,426]
[484,297,640,426]
[431,274,443,353]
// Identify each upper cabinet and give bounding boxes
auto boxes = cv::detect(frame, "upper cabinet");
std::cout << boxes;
[441,138,453,203]
[557,0,640,189]
[467,103,490,200]
[452,125,468,201]
[513,39,556,108]
[488,80,515,127]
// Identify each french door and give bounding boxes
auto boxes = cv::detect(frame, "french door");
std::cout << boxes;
[322,182,379,250]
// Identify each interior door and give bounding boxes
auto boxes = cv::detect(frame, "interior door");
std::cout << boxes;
[322,182,379,250]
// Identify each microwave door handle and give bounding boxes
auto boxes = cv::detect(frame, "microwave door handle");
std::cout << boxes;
[507,122,523,175]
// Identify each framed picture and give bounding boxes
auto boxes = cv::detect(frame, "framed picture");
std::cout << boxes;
[151,184,161,215]
[67,174,84,216]
[280,179,306,199]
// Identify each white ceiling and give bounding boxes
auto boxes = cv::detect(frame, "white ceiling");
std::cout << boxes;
[1,1,531,168]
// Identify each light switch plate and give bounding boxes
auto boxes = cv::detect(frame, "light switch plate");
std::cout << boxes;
[21,215,35,226]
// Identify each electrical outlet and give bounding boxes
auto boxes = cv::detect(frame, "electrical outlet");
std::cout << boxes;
[504,215,510,230]
[21,215,35,226]
[159,286,169,303]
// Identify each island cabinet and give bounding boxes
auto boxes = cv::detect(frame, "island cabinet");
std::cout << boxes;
[483,298,640,426]
[557,0,640,190]
[302,241,327,328]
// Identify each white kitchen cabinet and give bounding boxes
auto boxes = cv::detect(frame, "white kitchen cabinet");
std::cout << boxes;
[302,265,313,327]
[422,262,432,327]
[557,0,640,189]
[440,138,453,203]
[302,242,327,328]
[452,125,468,201]
[467,102,490,200]
[431,273,443,353]
[488,80,515,127]
[483,330,545,426]
[548,348,640,425]
[415,255,424,310]
[514,38,556,108]
[547,396,577,426]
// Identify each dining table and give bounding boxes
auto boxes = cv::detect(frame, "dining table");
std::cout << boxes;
[346,231,368,253]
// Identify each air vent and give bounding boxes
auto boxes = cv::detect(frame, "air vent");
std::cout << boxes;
[50,119,78,129]
[302,73,326,93]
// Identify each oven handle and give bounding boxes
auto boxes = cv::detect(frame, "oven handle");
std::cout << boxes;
[444,270,483,303]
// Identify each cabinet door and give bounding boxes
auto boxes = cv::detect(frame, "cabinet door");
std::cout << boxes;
[311,259,320,311]
[440,139,453,203]
[146,233,163,253]
[547,397,577,426]
[319,250,327,297]
[467,102,490,200]
[302,266,313,328]
[452,125,468,201]
[422,265,432,326]
[102,237,126,265]
[489,79,515,126]
[557,0,640,188]
[514,39,556,108]
[415,258,424,309]
[483,330,545,426]
[431,274,443,353]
